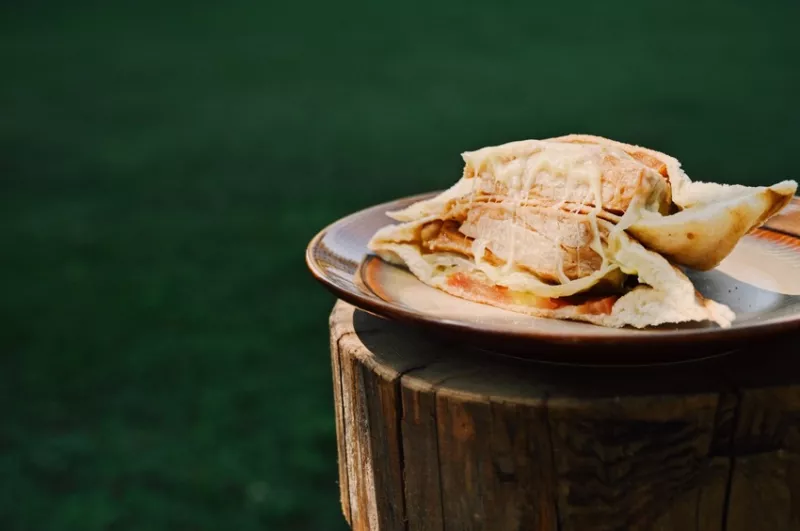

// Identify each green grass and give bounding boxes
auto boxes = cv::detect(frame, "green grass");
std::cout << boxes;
[1,1,798,530]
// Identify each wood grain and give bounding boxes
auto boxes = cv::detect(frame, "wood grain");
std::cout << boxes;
[329,307,352,524]
[400,376,444,531]
[329,301,800,530]
[546,394,724,531]
[725,383,800,531]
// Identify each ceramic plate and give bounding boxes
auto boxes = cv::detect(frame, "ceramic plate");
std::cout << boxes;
[307,193,800,364]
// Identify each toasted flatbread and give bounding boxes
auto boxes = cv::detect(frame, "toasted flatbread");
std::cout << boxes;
[368,135,797,328]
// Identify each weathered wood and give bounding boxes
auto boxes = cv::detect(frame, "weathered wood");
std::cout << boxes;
[329,300,800,531]
[330,306,352,524]
[419,360,558,531]
[546,394,723,531]
[400,376,444,531]
[358,362,404,530]
[724,387,800,531]
[726,452,800,531]
[339,329,374,531]
[717,338,800,531]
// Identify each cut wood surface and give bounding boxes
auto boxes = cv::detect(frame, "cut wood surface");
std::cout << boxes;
[329,300,800,531]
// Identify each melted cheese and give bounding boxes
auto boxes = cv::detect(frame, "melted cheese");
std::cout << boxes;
[608,193,645,255]
[420,250,619,298]
[553,236,570,284]
[468,143,612,278]
[372,139,671,302]
[461,141,661,282]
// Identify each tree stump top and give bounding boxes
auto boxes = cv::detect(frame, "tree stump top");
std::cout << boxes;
[330,300,800,531]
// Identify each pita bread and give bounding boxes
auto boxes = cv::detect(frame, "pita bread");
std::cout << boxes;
[368,135,797,328]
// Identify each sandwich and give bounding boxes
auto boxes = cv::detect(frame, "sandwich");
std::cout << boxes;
[367,134,797,328]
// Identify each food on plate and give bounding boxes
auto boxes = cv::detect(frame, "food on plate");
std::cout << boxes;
[367,134,797,328]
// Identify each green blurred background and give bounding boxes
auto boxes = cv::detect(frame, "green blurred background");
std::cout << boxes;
[2,0,798,529]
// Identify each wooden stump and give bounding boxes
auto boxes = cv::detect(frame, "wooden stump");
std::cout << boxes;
[329,300,800,531]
